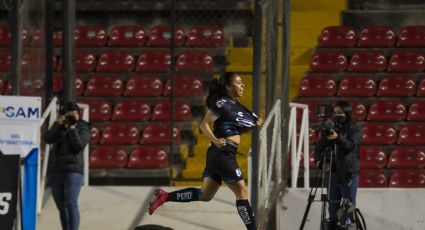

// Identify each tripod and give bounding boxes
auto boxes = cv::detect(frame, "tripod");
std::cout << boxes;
[299,144,336,230]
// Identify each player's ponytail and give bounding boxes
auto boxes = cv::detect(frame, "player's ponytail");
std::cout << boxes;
[206,72,237,108]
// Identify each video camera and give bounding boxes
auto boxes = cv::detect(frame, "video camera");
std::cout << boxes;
[65,115,77,126]
[315,104,338,138]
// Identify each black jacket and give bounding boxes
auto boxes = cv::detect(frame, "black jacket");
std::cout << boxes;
[44,120,90,174]
[314,122,362,183]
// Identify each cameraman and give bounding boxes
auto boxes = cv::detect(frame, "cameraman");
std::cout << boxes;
[44,101,90,230]
[314,101,362,227]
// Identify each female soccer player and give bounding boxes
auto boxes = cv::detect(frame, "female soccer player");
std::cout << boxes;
[148,72,263,230]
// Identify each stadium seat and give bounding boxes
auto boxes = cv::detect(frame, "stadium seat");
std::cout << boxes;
[387,147,425,169]
[19,75,44,96]
[293,98,322,122]
[347,51,387,72]
[90,146,128,169]
[397,124,425,145]
[367,100,407,121]
[77,99,112,121]
[347,100,367,121]
[100,123,140,145]
[397,25,425,47]
[357,25,397,48]
[359,169,388,188]
[84,75,124,96]
[21,52,58,72]
[151,99,192,121]
[163,75,204,96]
[0,78,6,95]
[318,26,356,48]
[359,146,387,169]
[146,24,185,47]
[53,75,84,95]
[297,75,337,97]
[3,80,12,95]
[111,99,151,122]
[96,50,135,72]
[407,100,425,121]
[140,124,181,145]
[186,24,224,47]
[76,77,84,96]
[108,25,146,47]
[128,146,169,169]
[417,78,425,96]
[124,75,163,97]
[377,75,416,97]
[90,125,101,144]
[0,26,30,46]
[136,51,171,72]
[53,29,62,46]
[387,51,425,72]
[176,51,214,72]
[337,75,377,97]
[61,50,97,72]
[309,51,347,72]
[389,170,425,188]
[362,123,397,145]
[0,51,11,72]
[75,25,107,46]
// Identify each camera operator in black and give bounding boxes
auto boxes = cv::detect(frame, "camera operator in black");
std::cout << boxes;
[44,101,90,230]
[314,101,362,225]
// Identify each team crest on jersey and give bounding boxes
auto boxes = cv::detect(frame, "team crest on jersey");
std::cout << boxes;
[216,99,225,108]
[236,168,242,177]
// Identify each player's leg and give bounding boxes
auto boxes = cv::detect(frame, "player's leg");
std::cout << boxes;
[227,180,257,230]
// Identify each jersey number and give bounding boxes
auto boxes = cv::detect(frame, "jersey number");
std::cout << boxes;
[0,193,12,215]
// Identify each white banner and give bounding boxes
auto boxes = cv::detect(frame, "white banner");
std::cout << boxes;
[0,96,41,157]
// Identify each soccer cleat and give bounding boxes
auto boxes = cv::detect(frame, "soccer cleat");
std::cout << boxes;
[148,188,168,215]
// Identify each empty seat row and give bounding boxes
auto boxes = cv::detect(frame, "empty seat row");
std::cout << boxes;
[79,98,193,122]
[90,123,181,145]
[310,50,425,73]
[319,25,425,48]
[359,169,425,188]
[0,50,215,73]
[90,145,169,169]
[0,24,224,47]
[295,99,425,122]
[298,75,425,97]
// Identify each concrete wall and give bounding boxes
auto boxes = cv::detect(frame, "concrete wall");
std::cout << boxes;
[277,188,425,230]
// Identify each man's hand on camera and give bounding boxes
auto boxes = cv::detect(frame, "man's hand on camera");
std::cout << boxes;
[57,116,65,125]
[327,129,338,140]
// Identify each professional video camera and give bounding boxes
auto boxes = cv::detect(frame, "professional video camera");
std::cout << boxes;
[65,115,77,126]
[315,104,339,140]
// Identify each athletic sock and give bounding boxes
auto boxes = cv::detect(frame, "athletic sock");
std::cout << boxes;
[166,187,201,202]
[236,199,257,230]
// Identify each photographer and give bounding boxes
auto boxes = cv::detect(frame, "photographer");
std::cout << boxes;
[44,101,90,230]
[314,101,362,228]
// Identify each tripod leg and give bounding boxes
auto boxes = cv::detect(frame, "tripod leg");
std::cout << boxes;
[299,168,322,230]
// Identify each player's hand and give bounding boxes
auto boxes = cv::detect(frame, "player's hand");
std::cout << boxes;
[327,130,338,140]
[256,117,263,127]
[213,138,226,148]
[57,116,65,125]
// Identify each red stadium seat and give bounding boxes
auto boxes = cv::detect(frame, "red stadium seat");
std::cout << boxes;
[0,78,6,95]
[151,99,192,121]
[146,24,185,47]
[176,51,214,72]
[21,52,58,72]
[387,51,425,72]
[337,75,377,97]
[362,123,397,145]
[96,50,135,72]
[75,25,107,46]
[347,51,387,72]
[359,169,388,188]
[389,170,425,188]
[128,146,169,169]
[293,98,322,122]
[136,51,171,72]
[111,99,151,122]
[100,123,140,145]
[357,25,397,48]
[90,125,101,144]
[90,146,128,169]
[417,78,425,96]
[397,25,425,47]
[53,29,62,46]
[0,51,11,72]
[84,75,124,96]
[3,80,12,95]
[347,100,367,121]
[76,77,85,96]
[388,147,425,169]
[367,100,407,121]
[77,99,112,121]
[19,75,44,96]
[58,50,97,72]
[297,75,337,97]
[318,26,356,48]
[140,124,181,145]
[359,146,387,169]
[163,75,204,96]
[377,75,416,97]
[407,100,425,121]
[186,25,224,47]
[108,25,146,47]
[53,75,83,95]
[0,26,30,47]
[124,75,163,97]
[309,51,347,72]
[397,124,425,145]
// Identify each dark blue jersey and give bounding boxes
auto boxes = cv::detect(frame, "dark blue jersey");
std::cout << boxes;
[208,95,258,138]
